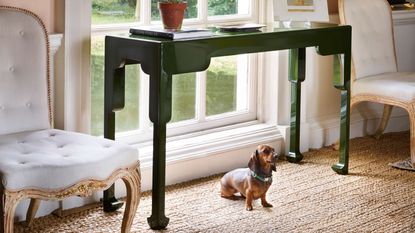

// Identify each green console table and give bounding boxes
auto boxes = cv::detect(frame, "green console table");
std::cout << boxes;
[103,22,351,229]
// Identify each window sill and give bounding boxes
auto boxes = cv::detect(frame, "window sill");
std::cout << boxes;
[135,121,284,168]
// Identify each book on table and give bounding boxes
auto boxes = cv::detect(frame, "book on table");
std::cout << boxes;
[129,26,213,39]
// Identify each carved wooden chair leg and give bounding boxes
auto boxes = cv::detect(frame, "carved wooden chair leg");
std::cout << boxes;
[0,191,4,232]
[2,192,20,233]
[26,198,41,226]
[373,104,393,139]
[121,168,141,233]
[332,140,340,151]
[409,105,415,168]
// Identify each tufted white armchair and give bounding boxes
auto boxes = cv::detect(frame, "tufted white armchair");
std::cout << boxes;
[339,0,415,166]
[0,6,140,232]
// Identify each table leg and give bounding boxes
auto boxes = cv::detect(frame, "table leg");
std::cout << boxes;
[103,184,124,212]
[147,123,170,229]
[332,54,351,175]
[103,58,126,212]
[286,48,306,163]
[331,91,350,174]
[147,70,172,230]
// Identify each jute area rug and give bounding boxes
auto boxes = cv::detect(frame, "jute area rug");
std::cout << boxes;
[15,131,415,232]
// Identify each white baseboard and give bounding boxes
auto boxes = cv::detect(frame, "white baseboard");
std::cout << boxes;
[308,110,410,149]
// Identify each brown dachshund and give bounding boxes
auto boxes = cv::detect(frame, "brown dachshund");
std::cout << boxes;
[220,145,278,211]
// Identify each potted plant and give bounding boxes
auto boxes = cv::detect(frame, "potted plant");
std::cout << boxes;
[158,0,187,30]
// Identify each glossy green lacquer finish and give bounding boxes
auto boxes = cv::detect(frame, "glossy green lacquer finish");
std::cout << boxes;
[286,48,305,163]
[331,54,351,175]
[104,22,352,229]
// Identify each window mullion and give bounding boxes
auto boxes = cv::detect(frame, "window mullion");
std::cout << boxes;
[195,0,207,123]
[196,72,206,122]
[251,0,259,22]
[198,0,208,22]
[236,55,249,111]
[141,0,151,24]
[139,72,151,131]
[248,54,258,115]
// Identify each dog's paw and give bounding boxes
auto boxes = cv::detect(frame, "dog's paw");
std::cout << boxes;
[262,202,273,208]
[245,205,253,211]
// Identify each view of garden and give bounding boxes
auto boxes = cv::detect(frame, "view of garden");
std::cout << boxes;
[92,0,238,24]
[91,0,242,136]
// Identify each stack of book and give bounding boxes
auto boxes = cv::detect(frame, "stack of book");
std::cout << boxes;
[129,26,213,40]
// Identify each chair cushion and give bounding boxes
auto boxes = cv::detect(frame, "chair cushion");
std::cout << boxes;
[0,129,138,190]
[353,72,415,102]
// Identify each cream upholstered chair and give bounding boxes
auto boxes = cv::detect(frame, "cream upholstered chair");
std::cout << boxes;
[0,6,140,232]
[339,0,415,166]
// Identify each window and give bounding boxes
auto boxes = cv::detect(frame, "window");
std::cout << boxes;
[91,0,259,143]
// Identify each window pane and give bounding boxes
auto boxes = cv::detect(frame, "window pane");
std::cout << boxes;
[206,55,248,116]
[170,73,196,123]
[208,0,249,16]
[91,36,140,136]
[92,0,139,25]
[151,0,198,21]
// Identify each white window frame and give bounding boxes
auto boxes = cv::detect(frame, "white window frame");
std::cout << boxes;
[89,0,261,144]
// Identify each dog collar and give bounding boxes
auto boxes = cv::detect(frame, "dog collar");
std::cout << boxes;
[250,170,272,183]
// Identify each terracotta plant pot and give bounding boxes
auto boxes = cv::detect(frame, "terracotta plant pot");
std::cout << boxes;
[158,2,187,30]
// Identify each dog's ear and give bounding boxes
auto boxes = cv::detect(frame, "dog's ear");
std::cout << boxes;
[248,150,259,171]
[271,164,276,172]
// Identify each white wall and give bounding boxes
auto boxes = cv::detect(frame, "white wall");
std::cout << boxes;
[393,10,415,72]
[0,0,55,32]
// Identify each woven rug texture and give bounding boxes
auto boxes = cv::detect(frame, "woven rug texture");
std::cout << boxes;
[15,131,415,232]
